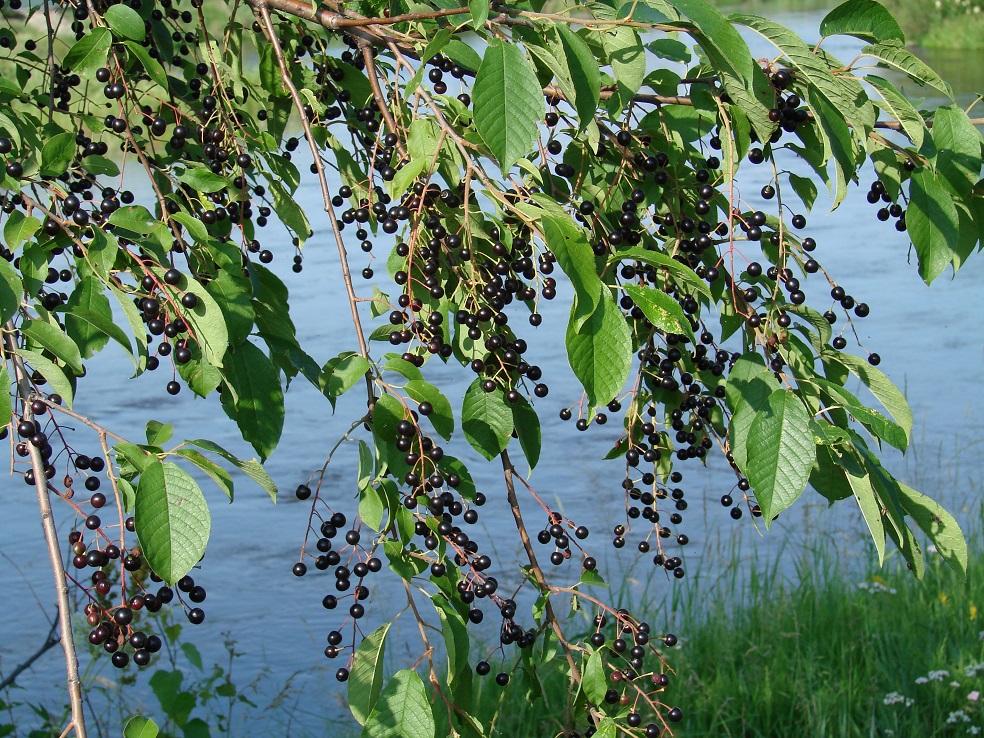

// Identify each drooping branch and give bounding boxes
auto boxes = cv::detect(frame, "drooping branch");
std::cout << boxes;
[500,450,581,684]
[4,335,87,738]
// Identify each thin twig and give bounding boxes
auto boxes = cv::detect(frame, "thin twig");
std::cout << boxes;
[0,615,60,691]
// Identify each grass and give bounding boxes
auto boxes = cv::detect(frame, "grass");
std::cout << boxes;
[479,511,984,737]
[879,0,984,49]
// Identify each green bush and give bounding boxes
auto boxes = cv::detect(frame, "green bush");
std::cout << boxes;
[483,519,984,737]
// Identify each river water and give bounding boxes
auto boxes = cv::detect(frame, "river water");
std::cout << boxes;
[2,6,983,736]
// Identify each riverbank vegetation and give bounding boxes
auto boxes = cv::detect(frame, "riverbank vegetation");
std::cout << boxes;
[880,0,984,49]
[479,514,984,737]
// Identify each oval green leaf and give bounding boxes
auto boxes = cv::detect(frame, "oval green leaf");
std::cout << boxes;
[135,461,211,585]
[349,623,393,725]
[472,39,545,173]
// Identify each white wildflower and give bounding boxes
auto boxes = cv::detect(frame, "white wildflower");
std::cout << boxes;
[882,692,915,707]
[953,681,963,688]
[930,670,951,682]
[968,690,981,701]
[947,710,971,724]
[916,677,930,685]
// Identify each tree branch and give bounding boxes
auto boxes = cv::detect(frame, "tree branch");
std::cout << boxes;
[0,614,60,691]
[4,334,87,738]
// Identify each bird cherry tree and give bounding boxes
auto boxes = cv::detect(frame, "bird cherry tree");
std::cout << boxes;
[0,0,981,734]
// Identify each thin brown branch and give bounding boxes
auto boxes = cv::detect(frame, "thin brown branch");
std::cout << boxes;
[359,43,409,161]
[253,0,372,373]
[500,450,581,683]
[38,399,128,444]
[5,334,87,738]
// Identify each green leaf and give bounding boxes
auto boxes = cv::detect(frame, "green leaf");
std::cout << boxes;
[186,438,277,501]
[931,104,982,197]
[105,4,147,41]
[809,443,853,502]
[865,75,924,149]
[566,287,631,408]
[63,28,112,78]
[811,377,908,451]
[820,0,905,43]
[824,352,912,442]
[673,0,776,141]
[115,441,154,476]
[539,211,603,317]
[123,716,159,738]
[622,283,694,341]
[726,354,780,472]
[269,179,312,243]
[349,623,393,726]
[154,269,229,368]
[906,168,959,284]
[39,132,76,177]
[135,461,210,584]
[819,0,904,43]
[359,483,386,531]
[220,342,284,462]
[372,393,412,476]
[896,482,967,579]
[744,389,815,526]
[555,24,601,131]
[510,395,541,470]
[582,650,608,706]
[594,718,618,738]
[65,277,113,359]
[0,257,20,323]
[602,26,645,112]
[861,41,951,98]
[125,40,169,90]
[106,205,153,233]
[83,155,120,177]
[205,270,254,348]
[357,440,374,491]
[85,229,119,281]
[326,354,370,400]
[405,380,454,441]
[788,172,819,212]
[472,39,545,172]
[176,163,229,194]
[14,348,74,408]
[4,211,41,249]
[360,669,435,738]
[841,458,887,562]
[20,319,82,374]
[730,13,874,140]
[610,246,711,299]
[175,449,234,501]
[145,420,173,446]
[0,366,11,429]
[109,282,148,368]
[469,0,489,30]
[387,158,428,203]
[461,379,513,460]
[804,83,860,210]
[177,349,222,398]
